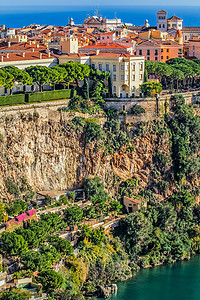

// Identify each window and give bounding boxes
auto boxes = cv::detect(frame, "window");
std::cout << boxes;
[125,75,128,80]
[106,64,109,71]
[147,49,150,55]
[140,63,143,71]
[185,36,187,41]
[147,57,150,60]
[140,74,143,80]
[91,64,95,69]
[107,36,109,39]
[155,57,158,61]
[166,49,169,52]
[132,64,135,71]
[132,75,135,81]
[155,49,158,55]
[121,75,124,80]
[99,64,102,70]
[139,49,142,55]
[113,74,116,81]
[113,65,116,72]
[163,24,165,28]
[161,49,163,52]
[113,86,116,93]
[161,55,163,59]
[159,24,161,28]
[166,56,169,60]
[178,49,182,54]
[121,65,124,70]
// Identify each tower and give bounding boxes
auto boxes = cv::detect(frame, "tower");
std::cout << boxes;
[157,10,168,32]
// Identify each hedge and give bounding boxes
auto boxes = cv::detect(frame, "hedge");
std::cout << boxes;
[0,89,73,106]
[28,89,72,103]
[0,94,25,106]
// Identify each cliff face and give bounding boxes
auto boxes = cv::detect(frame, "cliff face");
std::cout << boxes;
[0,105,172,201]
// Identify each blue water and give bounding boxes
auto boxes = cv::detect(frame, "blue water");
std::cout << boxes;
[0,5,200,28]
[109,255,200,300]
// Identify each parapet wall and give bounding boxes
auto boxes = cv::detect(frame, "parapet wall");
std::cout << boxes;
[104,90,200,123]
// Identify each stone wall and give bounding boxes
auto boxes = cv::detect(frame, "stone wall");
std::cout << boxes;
[104,90,200,123]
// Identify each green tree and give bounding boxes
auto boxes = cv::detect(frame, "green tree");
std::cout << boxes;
[26,66,50,91]
[140,82,162,97]
[38,269,64,293]
[0,232,28,256]
[0,290,27,300]
[84,176,108,204]
[64,205,84,225]
[3,66,32,94]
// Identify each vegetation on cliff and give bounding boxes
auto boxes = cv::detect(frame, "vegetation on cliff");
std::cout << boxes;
[0,92,200,299]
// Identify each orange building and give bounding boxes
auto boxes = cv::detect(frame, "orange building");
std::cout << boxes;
[136,39,183,62]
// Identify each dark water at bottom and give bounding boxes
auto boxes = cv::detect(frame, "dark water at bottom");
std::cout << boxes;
[108,255,200,300]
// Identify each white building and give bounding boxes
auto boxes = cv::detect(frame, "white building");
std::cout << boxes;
[59,52,145,98]
[157,10,183,34]
[83,14,122,30]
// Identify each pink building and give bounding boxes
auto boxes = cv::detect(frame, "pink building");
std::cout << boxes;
[97,32,115,43]
[188,38,200,58]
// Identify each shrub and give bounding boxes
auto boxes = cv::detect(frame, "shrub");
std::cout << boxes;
[84,119,104,143]
[0,94,25,106]
[131,105,145,115]
[28,89,72,103]
[5,177,19,196]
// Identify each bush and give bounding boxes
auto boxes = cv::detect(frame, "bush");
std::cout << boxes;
[131,105,145,115]
[5,177,19,196]
[0,94,25,106]
[84,119,104,143]
[28,89,72,103]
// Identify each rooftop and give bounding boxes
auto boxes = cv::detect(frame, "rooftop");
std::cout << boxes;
[167,15,183,21]
[123,196,144,204]
[37,190,66,198]
[80,42,131,50]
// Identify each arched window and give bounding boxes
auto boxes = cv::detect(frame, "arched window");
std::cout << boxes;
[113,86,116,93]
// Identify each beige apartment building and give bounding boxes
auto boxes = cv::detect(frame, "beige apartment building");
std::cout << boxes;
[59,52,145,97]
[48,36,78,54]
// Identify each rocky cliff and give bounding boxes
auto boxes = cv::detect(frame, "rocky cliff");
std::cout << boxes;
[0,102,173,201]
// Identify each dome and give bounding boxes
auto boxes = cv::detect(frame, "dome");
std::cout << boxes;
[175,30,182,38]
[143,19,150,28]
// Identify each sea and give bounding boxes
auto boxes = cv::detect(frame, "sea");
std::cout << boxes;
[108,255,200,300]
[0,5,200,28]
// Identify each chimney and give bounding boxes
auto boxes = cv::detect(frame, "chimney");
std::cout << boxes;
[29,41,32,45]
[32,48,34,52]
[95,49,100,55]
[48,52,51,57]
[6,53,9,58]
[36,44,39,48]
[1,56,3,62]
[40,53,42,59]
[8,42,11,48]
[22,52,25,57]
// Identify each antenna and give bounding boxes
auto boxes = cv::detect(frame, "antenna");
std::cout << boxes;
[95,6,98,16]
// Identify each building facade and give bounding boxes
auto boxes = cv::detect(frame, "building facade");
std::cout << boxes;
[59,52,145,97]
[157,10,168,32]
[136,40,183,62]
[188,38,200,58]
